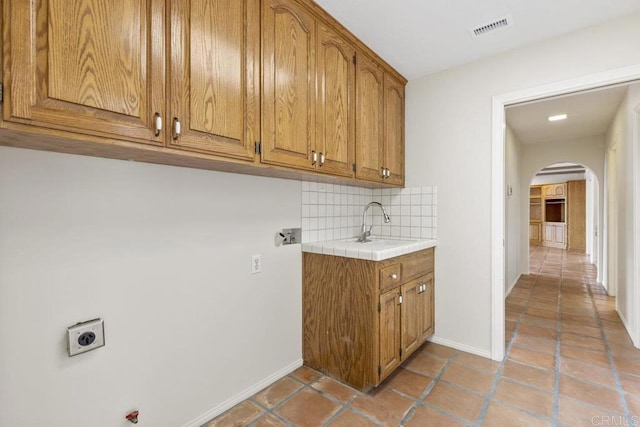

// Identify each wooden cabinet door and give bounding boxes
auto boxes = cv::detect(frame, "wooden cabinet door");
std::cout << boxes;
[383,74,405,186]
[316,25,356,177]
[554,224,566,246]
[4,0,165,145]
[529,223,541,243]
[355,54,384,182]
[419,273,434,343]
[543,224,554,244]
[262,0,316,170]
[379,289,401,381]
[400,280,420,358]
[168,0,259,160]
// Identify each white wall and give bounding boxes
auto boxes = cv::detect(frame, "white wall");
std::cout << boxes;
[605,83,640,345]
[0,147,302,427]
[405,12,640,354]
[505,126,521,295]
[519,136,605,280]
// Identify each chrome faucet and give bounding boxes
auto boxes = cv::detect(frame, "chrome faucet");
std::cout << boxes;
[358,202,391,242]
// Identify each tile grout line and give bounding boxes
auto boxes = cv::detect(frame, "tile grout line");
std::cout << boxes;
[398,350,479,426]
[585,270,634,424]
[474,249,543,426]
[551,248,565,426]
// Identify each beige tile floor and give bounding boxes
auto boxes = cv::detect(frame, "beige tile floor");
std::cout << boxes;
[205,246,640,426]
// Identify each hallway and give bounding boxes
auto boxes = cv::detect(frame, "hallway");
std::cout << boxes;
[504,245,640,425]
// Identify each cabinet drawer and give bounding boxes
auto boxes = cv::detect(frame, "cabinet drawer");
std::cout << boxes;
[402,248,434,282]
[379,264,402,293]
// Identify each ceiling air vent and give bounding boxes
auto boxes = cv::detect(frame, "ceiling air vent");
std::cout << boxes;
[470,15,512,38]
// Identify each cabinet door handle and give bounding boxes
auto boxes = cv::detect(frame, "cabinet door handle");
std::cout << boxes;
[386,168,391,178]
[154,113,162,137]
[172,117,181,140]
[380,167,386,178]
[319,152,325,166]
[390,273,398,280]
[312,151,317,165]
[398,293,403,304]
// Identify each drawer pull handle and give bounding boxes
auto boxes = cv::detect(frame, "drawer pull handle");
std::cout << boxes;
[154,113,162,136]
[172,117,181,140]
[390,273,398,280]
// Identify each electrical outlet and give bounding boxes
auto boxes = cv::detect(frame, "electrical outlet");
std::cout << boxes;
[67,318,105,357]
[251,254,262,274]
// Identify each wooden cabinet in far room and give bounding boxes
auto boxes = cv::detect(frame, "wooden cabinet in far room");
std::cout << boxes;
[543,223,566,248]
[543,183,566,198]
[529,185,543,245]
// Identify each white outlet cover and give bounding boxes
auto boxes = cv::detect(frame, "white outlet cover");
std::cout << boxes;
[67,318,105,357]
[251,254,261,274]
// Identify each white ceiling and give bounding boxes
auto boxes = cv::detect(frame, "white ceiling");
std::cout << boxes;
[314,0,640,79]
[505,85,630,144]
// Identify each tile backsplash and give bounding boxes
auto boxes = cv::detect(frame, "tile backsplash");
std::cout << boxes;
[301,182,437,243]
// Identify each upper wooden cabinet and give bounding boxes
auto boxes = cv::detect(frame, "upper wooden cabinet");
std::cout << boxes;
[168,0,259,160]
[543,183,566,198]
[315,24,356,177]
[261,0,316,170]
[355,55,405,185]
[3,0,165,145]
[355,54,385,182]
[1,0,405,186]
[383,74,405,186]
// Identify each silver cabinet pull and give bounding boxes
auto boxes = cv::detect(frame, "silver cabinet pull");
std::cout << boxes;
[172,117,181,140]
[390,273,398,280]
[320,152,325,166]
[386,168,391,178]
[381,167,386,178]
[398,293,403,304]
[312,151,318,165]
[154,113,162,137]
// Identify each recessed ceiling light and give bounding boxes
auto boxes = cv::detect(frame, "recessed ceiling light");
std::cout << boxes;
[548,114,567,122]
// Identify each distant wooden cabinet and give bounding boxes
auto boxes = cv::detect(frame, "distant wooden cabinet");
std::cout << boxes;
[530,222,542,245]
[543,223,566,249]
[168,0,259,160]
[355,55,405,185]
[4,0,166,145]
[567,180,586,251]
[543,183,566,198]
[303,248,435,391]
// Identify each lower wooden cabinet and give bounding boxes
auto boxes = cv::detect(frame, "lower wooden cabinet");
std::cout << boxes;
[303,248,435,391]
[529,222,542,245]
[542,222,566,249]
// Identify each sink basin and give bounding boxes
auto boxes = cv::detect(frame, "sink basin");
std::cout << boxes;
[302,236,437,261]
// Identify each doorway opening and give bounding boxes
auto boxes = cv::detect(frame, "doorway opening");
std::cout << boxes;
[490,65,640,360]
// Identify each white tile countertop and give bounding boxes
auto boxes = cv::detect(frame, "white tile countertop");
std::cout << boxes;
[301,237,437,261]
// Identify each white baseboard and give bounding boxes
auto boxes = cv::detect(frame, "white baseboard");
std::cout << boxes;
[616,308,640,348]
[505,273,522,298]
[428,336,491,359]
[183,358,303,427]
